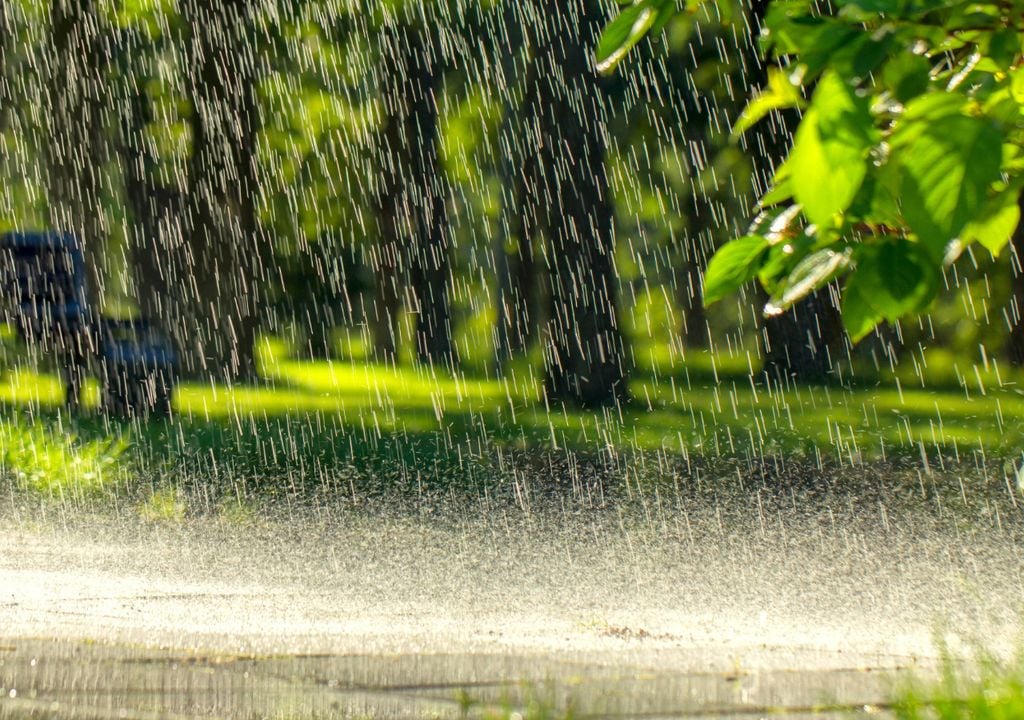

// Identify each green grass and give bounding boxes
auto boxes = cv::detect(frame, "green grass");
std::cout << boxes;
[894,648,1024,719]
[0,417,129,499]
[2,335,1024,499]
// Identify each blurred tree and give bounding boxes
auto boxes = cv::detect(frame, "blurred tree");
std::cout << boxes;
[46,0,108,312]
[255,6,379,360]
[525,0,628,407]
[174,0,269,382]
[736,2,843,382]
[0,2,9,129]
[115,27,173,341]
[491,3,540,374]
[1009,195,1024,366]
[373,21,455,368]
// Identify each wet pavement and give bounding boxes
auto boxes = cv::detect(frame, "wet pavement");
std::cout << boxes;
[0,638,911,719]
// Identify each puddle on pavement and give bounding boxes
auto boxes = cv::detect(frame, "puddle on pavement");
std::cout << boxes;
[0,638,912,719]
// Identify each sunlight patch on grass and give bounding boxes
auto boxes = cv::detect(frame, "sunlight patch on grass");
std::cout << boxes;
[0,418,128,498]
[0,369,100,409]
[2,341,1023,461]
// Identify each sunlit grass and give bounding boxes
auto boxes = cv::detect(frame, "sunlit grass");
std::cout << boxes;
[0,417,128,498]
[138,485,187,522]
[3,333,1024,498]
[894,648,1024,719]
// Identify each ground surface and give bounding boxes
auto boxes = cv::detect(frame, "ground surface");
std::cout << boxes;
[1,474,1021,718]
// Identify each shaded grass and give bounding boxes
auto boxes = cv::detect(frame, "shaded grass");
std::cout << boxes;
[2,337,1024,500]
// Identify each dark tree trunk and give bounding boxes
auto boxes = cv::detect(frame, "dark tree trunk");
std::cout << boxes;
[0,3,10,131]
[677,197,715,349]
[727,0,844,378]
[46,0,106,316]
[118,50,179,335]
[374,26,454,369]
[678,258,709,348]
[301,303,336,359]
[526,0,627,408]
[761,287,844,383]
[370,202,403,363]
[494,225,539,373]
[493,7,541,375]
[175,0,266,383]
[494,138,540,372]
[406,36,454,369]
[1007,193,1024,366]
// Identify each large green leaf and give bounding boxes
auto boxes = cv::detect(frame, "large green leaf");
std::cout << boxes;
[882,52,931,103]
[895,113,1005,257]
[841,273,884,343]
[596,1,659,73]
[732,67,804,137]
[769,248,851,312]
[703,235,769,306]
[852,240,938,322]
[789,72,876,230]
[961,191,1022,257]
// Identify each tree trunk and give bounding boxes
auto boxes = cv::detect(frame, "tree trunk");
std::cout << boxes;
[727,0,844,378]
[371,196,403,362]
[406,35,454,370]
[176,0,265,383]
[374,25,454,369]
[494,137,540,372]
[46,0,106,316]
[761,287,843,383]
[678,258,709,348]
[0,2,10,131]
[118,47,178,334]
[493,7,541,375]
[677,198,714,349]
[527,0,628,408]
[1007,193,1024,366]
[494,225,539,374]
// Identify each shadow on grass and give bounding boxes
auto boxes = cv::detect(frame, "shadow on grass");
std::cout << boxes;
[2,342,1023,504]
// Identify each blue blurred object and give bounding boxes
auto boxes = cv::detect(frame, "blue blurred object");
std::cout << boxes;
[0,231,177,417]
[0,231,89,339]
[99,317,178,418]
[0,231,91,410]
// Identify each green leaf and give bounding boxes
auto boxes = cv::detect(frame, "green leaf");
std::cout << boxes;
[789,72,876,229]
[649,0,678,34]
[749,203,803,243]
[759,160,794,207]
[732,67,804,137]
[900,92,968,122]
[763,13,859,79]
[882,52,931,103]
[895,113,1005,257]
[988,27,1021,70]
[757,244,794,292]
[703,235,770,306]
[1011,67,1024,103]
[961,192,1022,257]
[853,240,939,322]
[841,273,884,343]
[596,1,659,73]
[769,248,851,312]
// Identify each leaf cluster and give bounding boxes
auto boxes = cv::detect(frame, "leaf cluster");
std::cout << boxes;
[600,0,1024,340]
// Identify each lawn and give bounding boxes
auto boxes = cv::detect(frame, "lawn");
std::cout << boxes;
[2,336,1023,500]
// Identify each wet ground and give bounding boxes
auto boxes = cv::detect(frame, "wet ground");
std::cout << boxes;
[0,462,1021,717]
[0,638,907,719]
